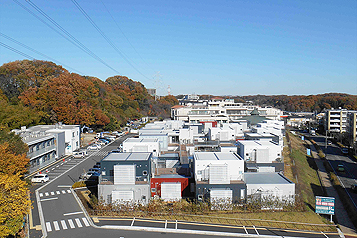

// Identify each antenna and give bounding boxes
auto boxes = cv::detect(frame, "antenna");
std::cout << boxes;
[168,85,171,96]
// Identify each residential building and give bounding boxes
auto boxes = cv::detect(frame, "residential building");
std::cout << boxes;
[122,138,160,157]
[347,111,357,144]
[98,152,152,205]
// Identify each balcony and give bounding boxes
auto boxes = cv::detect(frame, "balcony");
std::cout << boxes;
[28,144,56,159]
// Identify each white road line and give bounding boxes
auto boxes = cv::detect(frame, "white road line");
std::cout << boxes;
[61,220,68,230]
[243,226,248,234]
[40,197,58,202]
[39,193,43,197]
[56,191,60,195]
[67,189,71,193]
[46,222,52,232]
[131,217,135,226]
[50,191,55,195]
[63,211,83,216]
[82,217,90,227]
[45,192,49,196]
[61,190,66,194]
[165,220,167,229]
[51,168,55,171]
[68,219,75,229]
[75,218,83,228]
[321,231,329,238]
[253,225,259,236]
[53,221,60,231]
[58,185,71,187]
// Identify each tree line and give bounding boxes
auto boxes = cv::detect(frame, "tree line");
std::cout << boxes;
[0,60,178,131]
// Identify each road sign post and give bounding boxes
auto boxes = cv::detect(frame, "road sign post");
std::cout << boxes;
[315,196,335,223]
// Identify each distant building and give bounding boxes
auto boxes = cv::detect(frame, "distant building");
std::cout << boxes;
[147,88,156,97]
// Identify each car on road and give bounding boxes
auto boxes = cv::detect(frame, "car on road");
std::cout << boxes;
[31,174,49,183]
[79,171,100,180]
[87,144,101,150]
[341,148,348,155]
[337,164,345,172]
[73,150,87,158]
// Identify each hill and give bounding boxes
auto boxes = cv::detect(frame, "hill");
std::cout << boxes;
[0,60,178,130]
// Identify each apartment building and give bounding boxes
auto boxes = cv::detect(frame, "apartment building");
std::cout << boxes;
[347,111,357,143]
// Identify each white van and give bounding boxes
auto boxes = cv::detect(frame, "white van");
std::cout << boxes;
[73,150,87,158]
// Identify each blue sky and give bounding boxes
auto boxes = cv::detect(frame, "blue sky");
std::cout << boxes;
[0,0,356,96]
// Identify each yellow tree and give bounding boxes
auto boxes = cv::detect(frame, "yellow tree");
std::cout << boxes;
[0,173,31,237]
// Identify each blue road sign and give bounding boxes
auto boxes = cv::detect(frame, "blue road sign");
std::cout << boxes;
[315,196,335,215]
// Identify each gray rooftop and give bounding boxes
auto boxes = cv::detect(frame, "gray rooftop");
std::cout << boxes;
[125,138,158,143]
[102,152,151,162]
[244,172,293,184]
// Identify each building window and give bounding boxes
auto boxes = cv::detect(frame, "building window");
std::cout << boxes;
[198,194,203,200]
[142,170,148,176]
[142,195,146,200]
[109,170,114,176]
[151,188,156,193]
[72,132,75,137]
[76,142,78,146]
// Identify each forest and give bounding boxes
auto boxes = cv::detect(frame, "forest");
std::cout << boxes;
[0,60,178,131]
[195,94,357,112]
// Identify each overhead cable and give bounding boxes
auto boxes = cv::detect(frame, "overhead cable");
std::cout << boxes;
[0,32,84,74]
[0,41,36,60]
[100,0,155,73]
[71,0,152,82]
[13,0,121,74]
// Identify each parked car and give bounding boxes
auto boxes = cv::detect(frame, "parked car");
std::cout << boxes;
[31,174,49,183]
[89,168,100,173]
[88,144,101,150]
[337,164,345,172]
[79,171,100,180]
[96,141,106,146]
[341,148,348,155]
[93,163,101,169]
[327,141,332,145]
[73,150,87,158]
[100,137,111,142]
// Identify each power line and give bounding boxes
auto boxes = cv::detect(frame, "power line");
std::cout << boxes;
[100,0,155,74]
[0,41,36,60]
[71,0,153,82]
[13,0,121,74]
[0,32,84,74]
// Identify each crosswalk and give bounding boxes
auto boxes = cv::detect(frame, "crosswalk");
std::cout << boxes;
[91,151,109,157]
[46,217,90,232]
[40,190,71,198]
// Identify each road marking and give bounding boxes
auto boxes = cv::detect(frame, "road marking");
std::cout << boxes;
[58,185,71,187]
[67,189,71,193]
[61,190,66,194]
[75,218,83,228]
[46,222,52,232]
[243,226,248,234]
[61,220,68,230]
[253,225,259,236]
[39,193,43,197]
[165,220,167,229]
[50,191,55,195]
[175,220,177,229]
[82,217,90,227]
[68,219,75,229]
[321,231,329,238]
[56,191,60,195]
[45,192,49,196]
[51,168,55,171]
[53,221,60,231]
[63,211,83,216]
[40,197,58,202]
[131,217,135,226]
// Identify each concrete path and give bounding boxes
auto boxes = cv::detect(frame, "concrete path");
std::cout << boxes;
[308,141,356,235]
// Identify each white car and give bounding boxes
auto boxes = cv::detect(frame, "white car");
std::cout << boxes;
[87,144,101,150]
[31,174,49,183]
[73,150,87,158]
[79,171,100,180]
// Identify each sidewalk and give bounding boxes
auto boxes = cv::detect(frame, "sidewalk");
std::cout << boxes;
[308,142,356,235]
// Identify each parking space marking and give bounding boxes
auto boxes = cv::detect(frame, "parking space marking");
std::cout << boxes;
[45,192,49,196]
[56,191,60,195]
[53,221,60,231]
[50,192,55,196]
[61,220,68,230]
[82,217,90,227]
[68,219,75,229]
[46,222,52,232]
[75,218,83,228]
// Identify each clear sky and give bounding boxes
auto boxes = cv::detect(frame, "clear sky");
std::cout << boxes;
[1,0,356,96]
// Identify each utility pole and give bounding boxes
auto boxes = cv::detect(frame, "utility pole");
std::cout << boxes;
[325,130,328,148]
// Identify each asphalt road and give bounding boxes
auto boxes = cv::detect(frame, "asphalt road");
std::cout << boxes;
[312,135,357,210]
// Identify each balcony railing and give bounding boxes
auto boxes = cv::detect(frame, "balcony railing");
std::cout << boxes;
[28,144,56,159]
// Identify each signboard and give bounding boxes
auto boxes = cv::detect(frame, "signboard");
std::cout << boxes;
[307,148,311,156]
[315,196,335,215]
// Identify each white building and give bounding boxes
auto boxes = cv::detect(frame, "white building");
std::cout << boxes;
[236,140,282,164]
[193,152,244,183]
[122,138,160,157]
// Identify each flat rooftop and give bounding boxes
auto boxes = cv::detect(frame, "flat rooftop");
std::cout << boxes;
[102,152,151,162]
[194,152,243,161]
[244,172,293,185]
[124,138,158,143]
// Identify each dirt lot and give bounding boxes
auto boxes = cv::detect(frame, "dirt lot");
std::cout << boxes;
[81,133,96,147]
